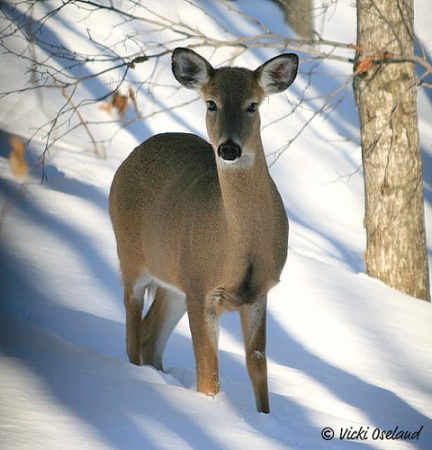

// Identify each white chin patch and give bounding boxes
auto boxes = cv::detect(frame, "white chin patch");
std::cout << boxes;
[218,153,255,169]
[220,157,239,164]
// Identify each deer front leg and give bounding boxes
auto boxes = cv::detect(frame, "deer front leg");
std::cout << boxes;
[187,296,220,397]
[240,296,269,413]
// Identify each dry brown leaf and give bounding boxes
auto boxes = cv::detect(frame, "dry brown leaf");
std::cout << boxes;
[99,91,129,118]
[128,87,141,117]
[9,135,28,179]
[356,58,375,75]
[98,102,113,115]
[112,91,128,117]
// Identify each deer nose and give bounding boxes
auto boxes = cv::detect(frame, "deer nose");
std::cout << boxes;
[217,141,242,162]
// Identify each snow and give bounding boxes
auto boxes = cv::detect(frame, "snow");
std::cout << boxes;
[1,1,432,449]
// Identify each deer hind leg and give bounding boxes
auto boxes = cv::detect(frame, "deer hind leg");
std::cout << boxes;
[141,286,187,370]
[124,280,145,366]
[118,247,147,366]
[187,295,221,397]
[240,296,270,413]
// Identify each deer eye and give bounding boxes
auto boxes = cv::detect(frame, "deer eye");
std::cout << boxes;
[207,100,217,112]
[247,102,258,113]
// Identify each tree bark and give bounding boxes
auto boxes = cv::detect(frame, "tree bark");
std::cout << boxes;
[353,0,430,301]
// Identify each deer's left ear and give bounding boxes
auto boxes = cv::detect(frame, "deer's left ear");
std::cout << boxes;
[255,53,299,95]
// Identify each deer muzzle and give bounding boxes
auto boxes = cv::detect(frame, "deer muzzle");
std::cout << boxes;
[217,141,242,162]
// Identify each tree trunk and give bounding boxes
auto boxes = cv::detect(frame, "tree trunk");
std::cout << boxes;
[353,0,430,301]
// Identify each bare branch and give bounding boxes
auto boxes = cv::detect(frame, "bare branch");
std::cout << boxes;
[0,0,430,181]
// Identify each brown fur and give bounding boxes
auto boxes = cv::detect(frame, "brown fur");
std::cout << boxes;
[109,48,298,413]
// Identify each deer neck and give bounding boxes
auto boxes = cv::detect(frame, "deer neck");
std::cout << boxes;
[217,144,273,240]
[214,142,281,300]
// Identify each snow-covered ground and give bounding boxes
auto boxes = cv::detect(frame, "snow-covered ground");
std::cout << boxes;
[1,1,431,449]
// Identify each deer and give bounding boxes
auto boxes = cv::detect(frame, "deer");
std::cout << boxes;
[109,47,298,413]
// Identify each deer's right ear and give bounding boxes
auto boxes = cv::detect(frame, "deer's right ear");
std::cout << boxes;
[172,48,214,90]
